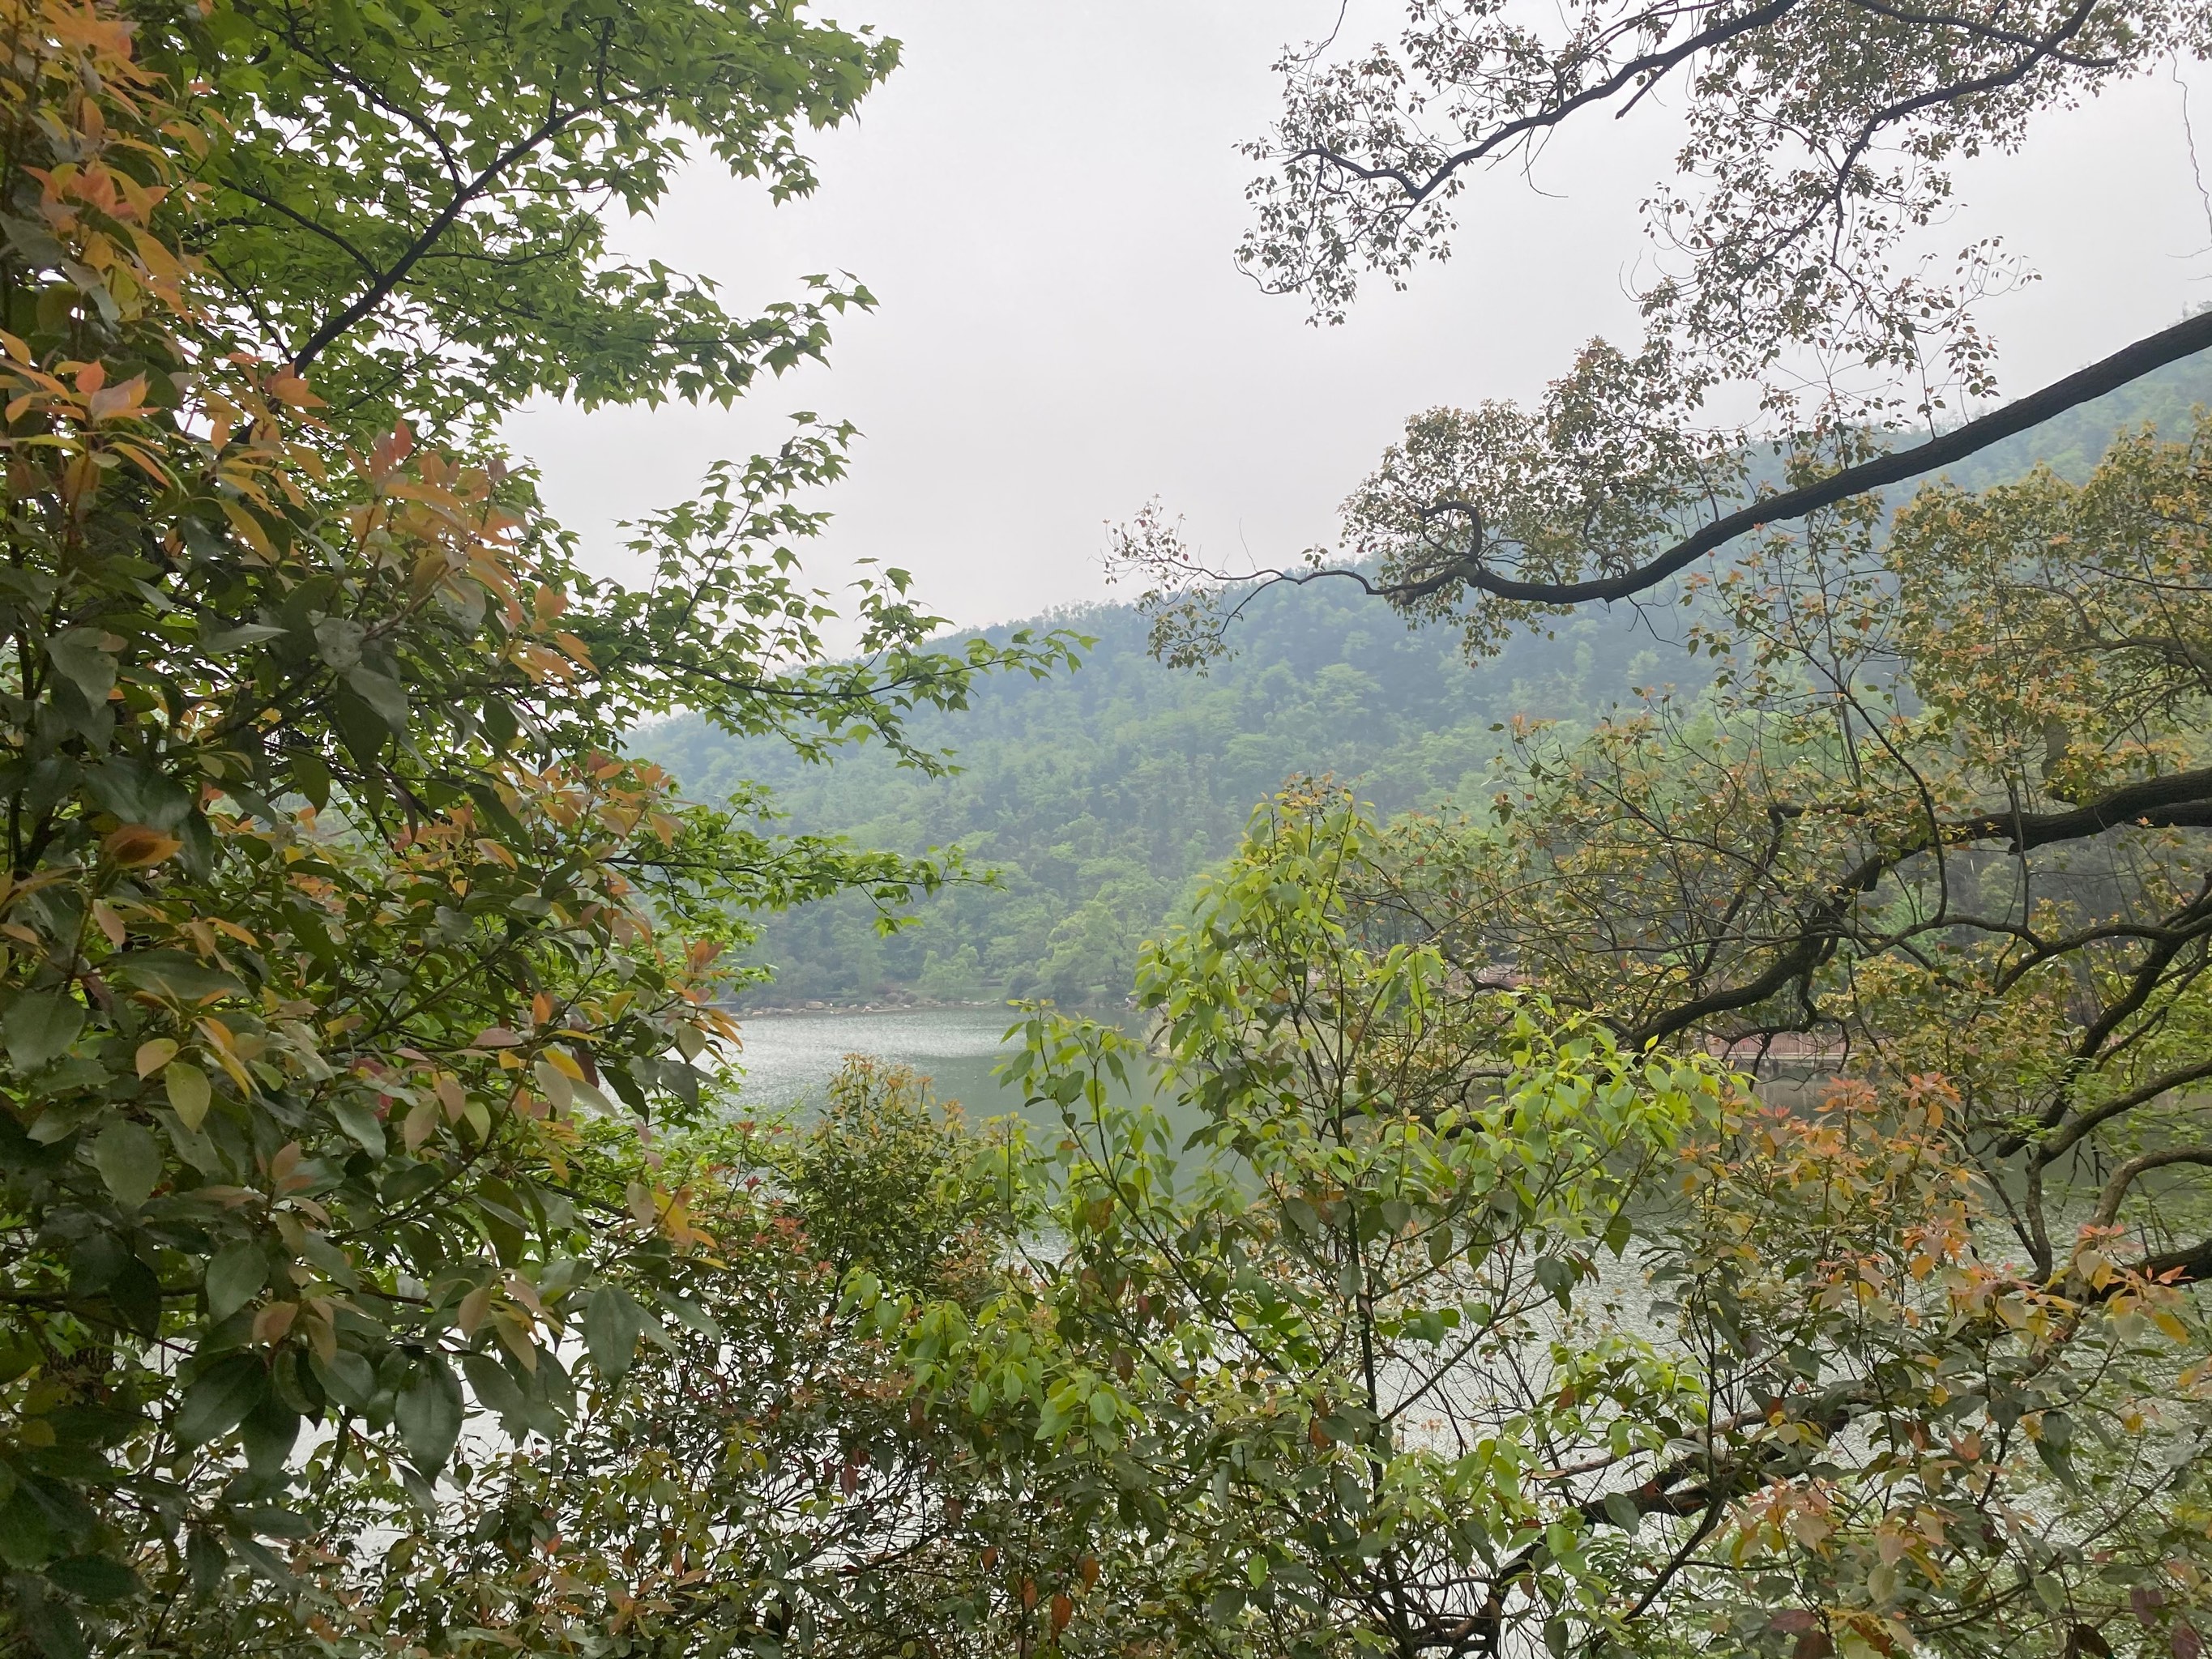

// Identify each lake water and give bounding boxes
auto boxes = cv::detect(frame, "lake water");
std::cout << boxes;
[724,1005,1100,1121]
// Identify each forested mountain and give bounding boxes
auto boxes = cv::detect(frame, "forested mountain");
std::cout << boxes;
[644,347,2212,1007]
[647,586,1683,1004]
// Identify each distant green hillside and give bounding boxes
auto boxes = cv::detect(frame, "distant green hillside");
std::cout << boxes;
[643,348,2212,1009]
[647,583,1680,1006]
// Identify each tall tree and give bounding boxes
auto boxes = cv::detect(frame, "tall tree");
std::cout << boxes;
[0,2,1071,1653]
[974,790,2212,1659]
[129,0,898,440]
[1065,9,2212,1654]
[1116,0,2212,638]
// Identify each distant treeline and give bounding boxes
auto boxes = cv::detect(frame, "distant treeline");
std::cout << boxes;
[642,348,2212,1008]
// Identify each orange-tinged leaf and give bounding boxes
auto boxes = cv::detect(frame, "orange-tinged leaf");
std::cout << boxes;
[457,1283,494,1339]
[85,374,147,422]
[265,366,322,408]
[269,1141,303,1187]
[301,1299,339,1366]
[219,498,276,561]
[495,1315,538,1372]
[252,1301,298,1346]
[103,824,181,868]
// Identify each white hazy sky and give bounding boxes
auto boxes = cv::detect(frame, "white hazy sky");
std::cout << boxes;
[501,2,2212,633]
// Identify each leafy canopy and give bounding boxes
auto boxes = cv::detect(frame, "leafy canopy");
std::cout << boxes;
[0,2,1072,1653]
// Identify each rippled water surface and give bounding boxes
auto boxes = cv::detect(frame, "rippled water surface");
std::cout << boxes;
[725,1006,1091,1120]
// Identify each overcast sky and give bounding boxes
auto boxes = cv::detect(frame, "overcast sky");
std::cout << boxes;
[501,2,2212,634]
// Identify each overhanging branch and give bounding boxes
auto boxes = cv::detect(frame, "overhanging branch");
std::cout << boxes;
[1393,307,2212,608]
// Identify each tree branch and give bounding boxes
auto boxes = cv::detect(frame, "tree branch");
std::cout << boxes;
[1387,307,2212,608]
[1294,0,1804,207]
[2092,1145,2212,1229]
[1624,766,2212,1047]
[289,105,586,373]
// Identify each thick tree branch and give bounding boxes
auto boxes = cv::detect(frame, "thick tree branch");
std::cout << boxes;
[2131,1231,2212,1284]
[1296,0,1804,207]
[1625,766,2212,1047]
[2093,1145,2212,1228]
[1387,308,2212,608]
[2033,1057,2212,1162]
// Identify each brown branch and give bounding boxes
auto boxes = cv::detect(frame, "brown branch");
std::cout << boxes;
[2092,1145,2212,1228]
[2129,1231,2212,1285]
[1625,766,2212,1047]
[1382,307,2212,608]
[1294,0,1804,207]
[290,104,586,372]
[2032,1056,2212,1161]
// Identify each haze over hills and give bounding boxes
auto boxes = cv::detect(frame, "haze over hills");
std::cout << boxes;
[643,349,2212,1009]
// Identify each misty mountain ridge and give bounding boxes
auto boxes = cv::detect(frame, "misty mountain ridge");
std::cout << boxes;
[641,349,2212,1008]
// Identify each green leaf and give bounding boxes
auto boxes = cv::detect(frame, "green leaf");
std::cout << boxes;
[204,1241,266,1324]
[164,1063,212,1132]
[108,951,246,1004]
[312,615,366,671]
[1534,1256,1574,1307]
[462,1350,527,1426]
[44,1555,140,1605]
[198,621,288,654]
[15,1584,84,1659]
[309,1347,374,1410]
[173,1354,267,1445]
[584,1283,643,1380]
[5,992,83,1073]
[346,665,409,730]
[45,628,116,704]
[185,1530,225,1598]
[89,1121,160,1209]
[0,1484,53,1568]
[659,1294,724,1341]
[225,1534,298,1589]
[108,1255,163,1338]
[240,1397,301,1476]
[331,1094,386,1158]
[395,1357,463,1471]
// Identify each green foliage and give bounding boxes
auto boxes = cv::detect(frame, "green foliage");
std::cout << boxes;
[895,790,2212,1659]
[121,1070,1049,1657]
[0,3,1070,1652]
[951,788,1732,1655]
[653,354,2212,1014]
[129,0,900,437]
[648,581,1690,1007]
[792,1056,994,1291]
